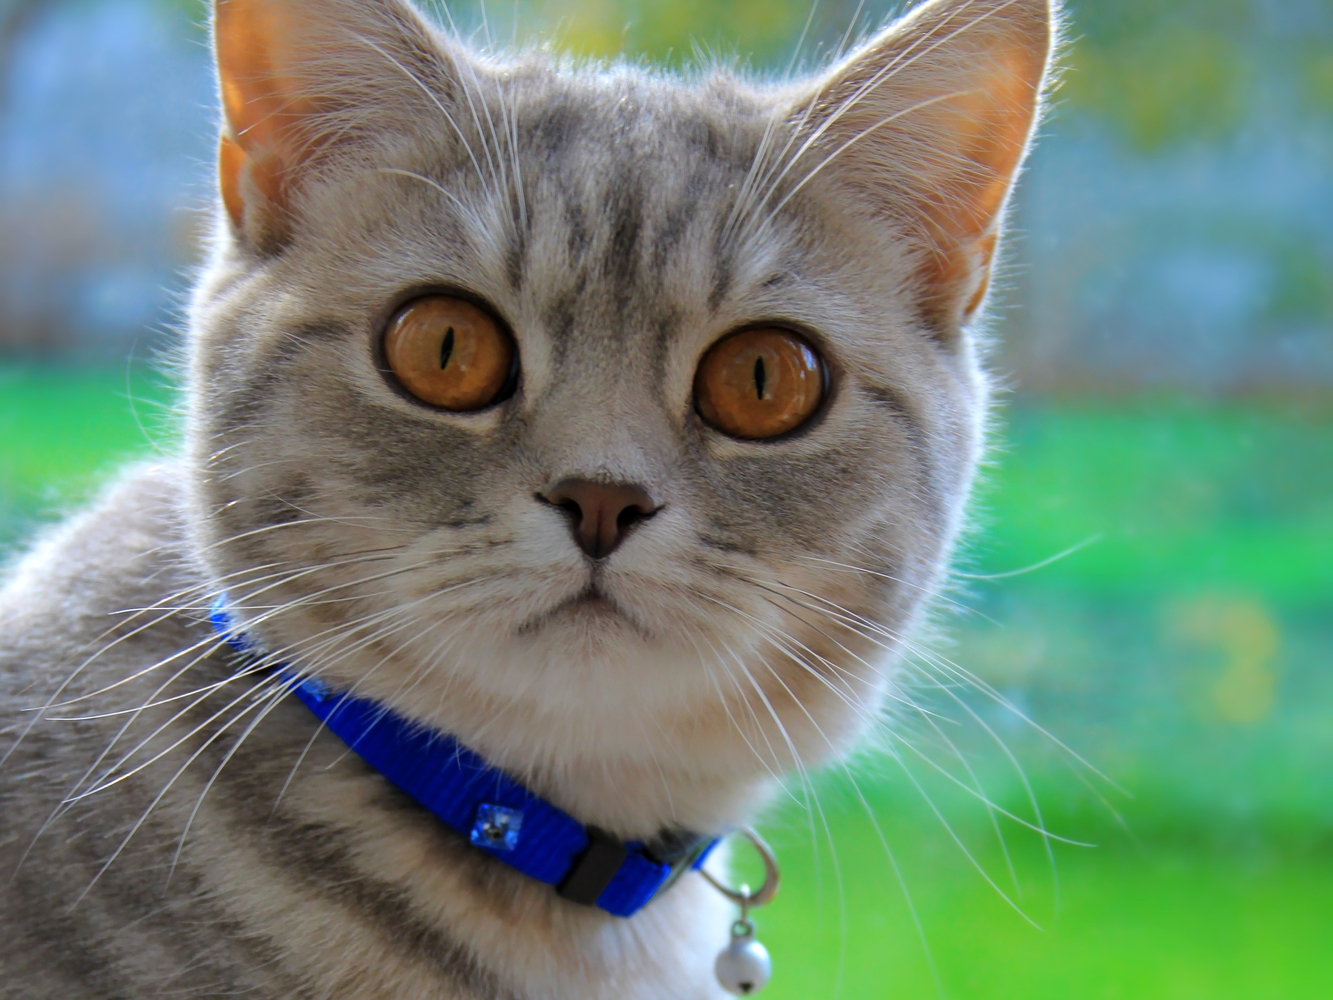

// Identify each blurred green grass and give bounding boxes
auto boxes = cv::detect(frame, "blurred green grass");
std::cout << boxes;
[2,365,1330,997]
[0,364,178,540]
[972,402,1333,604]
[752,791,1333,1000]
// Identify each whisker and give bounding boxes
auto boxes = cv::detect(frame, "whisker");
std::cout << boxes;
[72,673,292,906]
[954,533,1103,581]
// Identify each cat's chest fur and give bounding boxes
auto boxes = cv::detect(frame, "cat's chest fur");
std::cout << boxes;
[0,0,1056,996]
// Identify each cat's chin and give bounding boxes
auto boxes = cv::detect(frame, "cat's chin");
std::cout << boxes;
[525,602,654,660]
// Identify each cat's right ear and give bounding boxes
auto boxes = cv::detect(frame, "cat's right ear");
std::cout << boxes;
[785,0,1057,336]
[213,0,458,249]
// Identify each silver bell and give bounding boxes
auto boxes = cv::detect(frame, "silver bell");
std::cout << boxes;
[715,920,771,996]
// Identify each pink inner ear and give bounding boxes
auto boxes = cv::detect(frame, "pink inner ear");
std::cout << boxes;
[218,133,247,227]
[920,45,1045,322]
[214,0,322,222]
[929,46,1047,243]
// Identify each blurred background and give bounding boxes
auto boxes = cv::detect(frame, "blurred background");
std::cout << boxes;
[1,0,1329,996]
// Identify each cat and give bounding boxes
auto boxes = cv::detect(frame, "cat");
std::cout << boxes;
[0,0,1056,996]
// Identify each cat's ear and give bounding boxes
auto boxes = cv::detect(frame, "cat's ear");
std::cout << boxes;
[213,0,452,247]
[791,0,1056,332]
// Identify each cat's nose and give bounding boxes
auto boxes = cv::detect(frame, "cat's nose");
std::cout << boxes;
[540,479,659,560]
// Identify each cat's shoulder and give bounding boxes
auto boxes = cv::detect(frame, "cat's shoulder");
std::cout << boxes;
[1,460,200,671]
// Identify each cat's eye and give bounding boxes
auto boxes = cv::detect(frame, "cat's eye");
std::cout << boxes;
[384,295,516,411]
[694,327,826,440]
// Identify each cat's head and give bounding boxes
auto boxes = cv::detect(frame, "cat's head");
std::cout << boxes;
[187,0,1055,833]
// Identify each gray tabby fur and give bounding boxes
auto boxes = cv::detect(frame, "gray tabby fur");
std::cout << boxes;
[0,0,1057,995]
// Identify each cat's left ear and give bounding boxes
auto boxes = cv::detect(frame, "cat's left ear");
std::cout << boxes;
[213,0,460,248]
[789,0,1058,333]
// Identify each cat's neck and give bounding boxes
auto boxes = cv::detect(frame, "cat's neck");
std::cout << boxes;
[353,662,785,839]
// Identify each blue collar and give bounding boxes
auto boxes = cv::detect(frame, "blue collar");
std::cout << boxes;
[210,598,717,918]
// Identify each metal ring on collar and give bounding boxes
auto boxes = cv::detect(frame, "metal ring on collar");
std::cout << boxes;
[699,827,780,910]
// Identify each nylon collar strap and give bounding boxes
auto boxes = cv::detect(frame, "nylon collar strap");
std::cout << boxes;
[210,599,718,918]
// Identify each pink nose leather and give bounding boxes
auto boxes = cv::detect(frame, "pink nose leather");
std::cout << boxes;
[542,479,658,559]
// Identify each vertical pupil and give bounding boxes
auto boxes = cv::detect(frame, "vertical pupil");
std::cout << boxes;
[753,356,766,400]
[440,326,455,369]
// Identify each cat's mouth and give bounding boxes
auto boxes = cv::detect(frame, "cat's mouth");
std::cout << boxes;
[554,585,622,619]
[517,584,647,637]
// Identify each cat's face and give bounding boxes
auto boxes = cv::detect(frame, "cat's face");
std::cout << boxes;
[187,0,1051,831]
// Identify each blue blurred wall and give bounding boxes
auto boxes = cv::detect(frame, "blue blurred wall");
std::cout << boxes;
[0,0,213,355]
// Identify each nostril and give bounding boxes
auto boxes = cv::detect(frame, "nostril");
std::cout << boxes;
[616,504,654,532]
[535,491,582,516]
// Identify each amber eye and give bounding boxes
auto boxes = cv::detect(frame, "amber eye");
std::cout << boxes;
[694,327,825,440]
[384,295,516,411]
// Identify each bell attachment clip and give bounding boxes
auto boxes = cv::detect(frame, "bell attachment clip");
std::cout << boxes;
[700,828,779,996]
